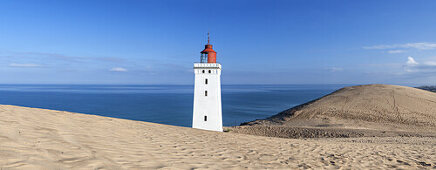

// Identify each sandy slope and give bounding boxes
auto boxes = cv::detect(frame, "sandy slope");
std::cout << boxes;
[235,84,436,138]
[0,105,435,169]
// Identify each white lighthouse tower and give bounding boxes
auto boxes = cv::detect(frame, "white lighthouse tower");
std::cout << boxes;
[192,33,223,132]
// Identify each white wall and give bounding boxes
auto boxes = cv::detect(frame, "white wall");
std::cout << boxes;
[192,63,223,132]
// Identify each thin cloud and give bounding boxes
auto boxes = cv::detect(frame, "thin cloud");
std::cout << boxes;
[10,52,126,63]
[327,67,344,72]
[364,42,436,50]
[404,56,436,73]
[406,56,418,65]
[110,67,128,72]
[9,63,41,67]
[387,50,406,54]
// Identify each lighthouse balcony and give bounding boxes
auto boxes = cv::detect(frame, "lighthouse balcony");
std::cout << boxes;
[194,63,221,69]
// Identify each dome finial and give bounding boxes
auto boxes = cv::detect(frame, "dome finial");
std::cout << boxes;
[207,32,210,44]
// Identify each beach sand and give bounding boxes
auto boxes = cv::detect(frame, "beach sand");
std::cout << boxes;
[237,85,436,139]
[1,105,435,169]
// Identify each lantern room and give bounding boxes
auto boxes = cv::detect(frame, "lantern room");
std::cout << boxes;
[200,33,217,63]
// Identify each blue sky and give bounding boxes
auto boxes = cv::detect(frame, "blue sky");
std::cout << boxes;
[1,0,436,85]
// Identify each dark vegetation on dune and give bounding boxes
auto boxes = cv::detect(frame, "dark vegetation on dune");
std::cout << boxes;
[417,86,436,92]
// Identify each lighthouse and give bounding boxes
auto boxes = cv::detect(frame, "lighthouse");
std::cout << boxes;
[192,33,223,132]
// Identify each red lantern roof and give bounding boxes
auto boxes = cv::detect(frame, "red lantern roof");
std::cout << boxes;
[200,33,217,63]
[201,44,216,54]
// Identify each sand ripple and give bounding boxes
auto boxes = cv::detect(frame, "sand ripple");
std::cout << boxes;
[1,105,435,169]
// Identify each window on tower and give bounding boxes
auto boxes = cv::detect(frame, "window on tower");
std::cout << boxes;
[205,79,208,84]
[202,70,205,73]
[205,90,208,96]
[204,116,207,121]
[208,70,211,73]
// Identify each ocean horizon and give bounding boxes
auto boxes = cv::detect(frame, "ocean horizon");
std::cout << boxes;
[0,84,349,127]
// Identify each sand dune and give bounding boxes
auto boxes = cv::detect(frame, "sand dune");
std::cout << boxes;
[234,84,436,138]
[1,104,435,169]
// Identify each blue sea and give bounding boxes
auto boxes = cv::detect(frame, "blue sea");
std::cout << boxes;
[0,84,347,127]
